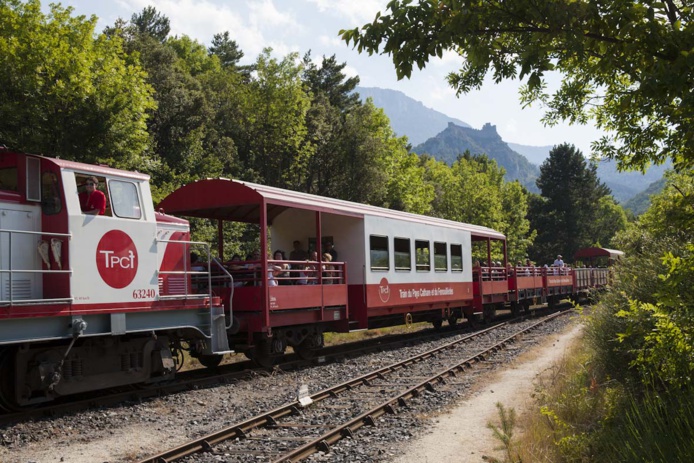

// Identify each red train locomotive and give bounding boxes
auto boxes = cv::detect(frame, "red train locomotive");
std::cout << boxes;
[0,148,614,408]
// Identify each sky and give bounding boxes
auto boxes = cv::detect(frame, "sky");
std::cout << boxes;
[54,0,604,154]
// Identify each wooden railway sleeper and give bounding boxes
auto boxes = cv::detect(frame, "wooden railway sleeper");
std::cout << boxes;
[266,415,279,428]
[317,440,331,453]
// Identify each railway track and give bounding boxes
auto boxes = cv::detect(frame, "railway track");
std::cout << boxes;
[136,310,569,463]
[0,314,477,426]
[0,305,564,428]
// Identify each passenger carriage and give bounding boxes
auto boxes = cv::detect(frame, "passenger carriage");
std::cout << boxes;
[158,178,507,365]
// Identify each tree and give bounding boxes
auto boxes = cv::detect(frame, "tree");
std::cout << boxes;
[529,143,612,264]
[209,31,244,68]
[208,31,253,78]
[302,53,361,111]
[234,49,312,188]
[341,1,694,171]
[130,6,170,42]
[0,0,155,170]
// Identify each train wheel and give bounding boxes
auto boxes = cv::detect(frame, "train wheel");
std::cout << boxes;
[198,354,224,369]
[250,340,276,368]
[294,333,324,361]
[432,319,443,330]
[294,344,317,360]
[447,315,458,327]
[511,302,521,317]
[0,349,18,412]
[483,305,496,324]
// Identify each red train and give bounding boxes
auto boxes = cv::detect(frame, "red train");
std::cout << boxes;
[0,148,615,408]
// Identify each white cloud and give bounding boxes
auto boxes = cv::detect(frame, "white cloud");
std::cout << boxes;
[305,0,386,24]
[117,0,300,58]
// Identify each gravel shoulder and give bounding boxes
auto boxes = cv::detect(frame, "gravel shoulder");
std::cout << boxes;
[0,315,582,463]
[389,320,583,463]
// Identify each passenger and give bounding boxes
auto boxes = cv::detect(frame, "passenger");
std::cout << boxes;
[304,250,320,284]
[190,252,206,271]
[321,253,333,284]
[190,252,206,291]
[79,176,106,215]
[272,250,291,285]
[325,242,338,262]
[289,240,308,269]
[266,263,283,286]
[553,254,565,267]
[245,251,261,285]
[227,254,247,287]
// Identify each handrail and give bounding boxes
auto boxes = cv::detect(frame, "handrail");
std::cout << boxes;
[211,257,234,330]
[156,239,213,302]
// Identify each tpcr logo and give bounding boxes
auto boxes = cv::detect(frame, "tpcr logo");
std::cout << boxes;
[378,277,390,303]
[96,230,138,289]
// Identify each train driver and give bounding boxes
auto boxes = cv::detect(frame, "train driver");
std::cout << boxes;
[79,176,106,215]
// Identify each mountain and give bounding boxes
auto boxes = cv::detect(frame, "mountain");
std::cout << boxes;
[354,86,666,206]
[355,86,470,146]
[623,177,667,215]
[413,122,540,191]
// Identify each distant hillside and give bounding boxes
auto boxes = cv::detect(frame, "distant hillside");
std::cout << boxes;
[623,177,667,215]
[507,143,554,166]
[413,122,540,191]
[355,86,470,146]
[355,86,666,203]
[596,159,671,203]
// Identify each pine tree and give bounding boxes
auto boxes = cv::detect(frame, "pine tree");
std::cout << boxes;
[529,143,610,264]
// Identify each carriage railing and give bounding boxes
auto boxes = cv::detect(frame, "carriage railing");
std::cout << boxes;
[0,228,73,305]
[210,259,346,286]
[477,265,573,282]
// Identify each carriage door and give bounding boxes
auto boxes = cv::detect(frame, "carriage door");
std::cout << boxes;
[0,207,42,302]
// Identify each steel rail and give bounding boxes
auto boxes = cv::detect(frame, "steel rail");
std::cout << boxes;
[271,310,565,463]
[136,311,567,463]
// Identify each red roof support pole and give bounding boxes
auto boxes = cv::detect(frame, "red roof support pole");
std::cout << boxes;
[260,199,270,332]
[217,219,224,259]
[315,211,322,285]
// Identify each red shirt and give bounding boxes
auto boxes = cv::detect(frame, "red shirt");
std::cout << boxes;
[79,189,106,215]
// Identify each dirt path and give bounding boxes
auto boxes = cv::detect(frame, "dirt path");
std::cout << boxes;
[390,320,583,463]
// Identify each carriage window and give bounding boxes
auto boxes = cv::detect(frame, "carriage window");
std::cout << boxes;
[109,180,142,219]
[434,242,447,272]
[451,244,463,272]
[370,235,389,271]
[394,237,411,271]
[0,166,18,191]
[415,240,430,272]
[41,172,62,215]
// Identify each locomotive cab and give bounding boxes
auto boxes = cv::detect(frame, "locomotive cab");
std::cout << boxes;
[0,149,230,409]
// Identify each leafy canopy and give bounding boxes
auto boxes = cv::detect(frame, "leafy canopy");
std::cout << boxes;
[341,0,694,171]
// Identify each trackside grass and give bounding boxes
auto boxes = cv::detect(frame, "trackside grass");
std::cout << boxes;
[500,325,694,463]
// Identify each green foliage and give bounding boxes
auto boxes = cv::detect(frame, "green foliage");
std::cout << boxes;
[597,389,694,463]
[0,0,156,170]
[234,48,312,188]
[130,5,170,42]
[341,0,694,171]
[529,143,622,264]
[1,1,537,261]
[485,403,521,463]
